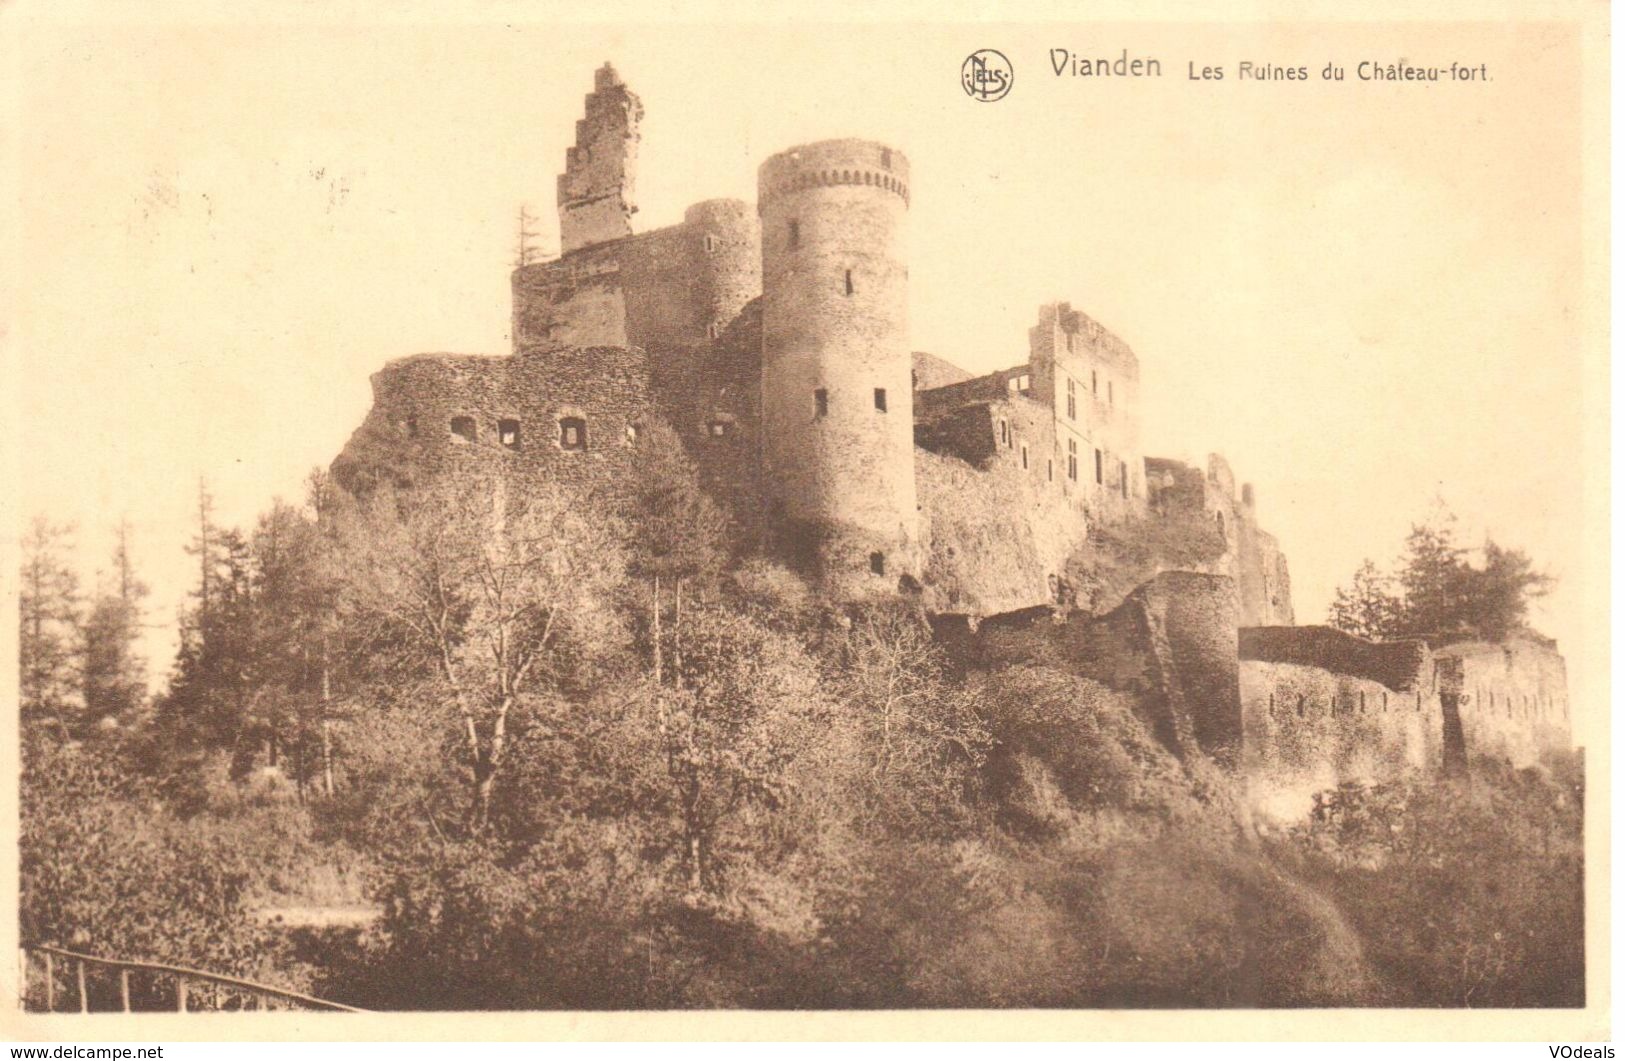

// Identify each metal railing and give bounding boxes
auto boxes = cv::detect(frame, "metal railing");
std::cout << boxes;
[20,945,365,1013]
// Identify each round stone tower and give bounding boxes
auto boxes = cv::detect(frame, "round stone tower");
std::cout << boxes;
[758,139,918,596]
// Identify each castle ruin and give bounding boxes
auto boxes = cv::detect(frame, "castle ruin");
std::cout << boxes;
[331,63,1568,811]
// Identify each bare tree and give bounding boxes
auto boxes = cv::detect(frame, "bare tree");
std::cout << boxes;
[337,473,625,831]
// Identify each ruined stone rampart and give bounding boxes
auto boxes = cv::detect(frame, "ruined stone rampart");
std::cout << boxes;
[1240,625,1430,691]
[1435,638,1570,768]
[511,200,759,353]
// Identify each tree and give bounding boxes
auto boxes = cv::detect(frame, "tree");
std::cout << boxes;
[81,519,150,724]
[1327,559,1402,641]
[19,517,82,728]
[337,473,626,831]
[1327,507,1555,645]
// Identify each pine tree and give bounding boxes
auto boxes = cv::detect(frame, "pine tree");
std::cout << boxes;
[1327,559,1402,640]
[81,518,150,724]
[18,518,82,728]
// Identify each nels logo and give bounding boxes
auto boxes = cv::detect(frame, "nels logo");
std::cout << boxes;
[962,49,1013,101]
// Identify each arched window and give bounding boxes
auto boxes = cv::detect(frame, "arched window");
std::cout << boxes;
[559,417,588,451]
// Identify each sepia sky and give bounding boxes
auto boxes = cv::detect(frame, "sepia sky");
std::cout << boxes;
[10,17,1604,725]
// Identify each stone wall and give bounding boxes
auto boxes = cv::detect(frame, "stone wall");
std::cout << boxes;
[1434,638,1570,768]
[511,200,760,354]
[1147,454,1293,626]
[911,350,974,391]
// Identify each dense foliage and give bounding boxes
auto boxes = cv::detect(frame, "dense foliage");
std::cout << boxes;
[1328,507,1554,643]
[19,437,1584,1009]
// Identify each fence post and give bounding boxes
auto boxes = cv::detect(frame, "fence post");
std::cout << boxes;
[120,969,131,1013]
[177,976,187,1012]
[43,952,54,1012]
[76,959,88,1013]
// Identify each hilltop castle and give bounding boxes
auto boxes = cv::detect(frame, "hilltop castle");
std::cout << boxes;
[332,63,1568,809]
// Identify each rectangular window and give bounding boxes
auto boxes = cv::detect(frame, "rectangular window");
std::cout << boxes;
[999,418,1008,445]
[789,220,800,249]
[869,551,886,575]
[706,321,720,340]
[499,418,521,449]
[1066,378,1076,420]
[1067,439,1078,481]
[1047,458,1054,482]
[450,416,476,442]
[815,388,828,417]
[844,270,854,296]
[559,417,588,451]
[1021,443,1029,470]
[1119,459,1127,498]
[873,387,887,412]
[1108,380,1115,406]
[703,234,718,253]
[1091,369,1098,395]
[1094,448,1103,484]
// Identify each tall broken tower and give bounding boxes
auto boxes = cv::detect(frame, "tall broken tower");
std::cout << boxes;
[556,62,643,255]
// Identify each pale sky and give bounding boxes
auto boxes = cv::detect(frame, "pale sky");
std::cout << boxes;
[10,18,1603,725]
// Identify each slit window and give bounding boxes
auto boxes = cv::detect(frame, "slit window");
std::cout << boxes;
[1108,381,1115,406]
[1094,448,1103,484]
[788,220,800,249]
[499,419,521,449]
[1021,443,1029,470]
[450,416,476,442]
[814,388,828,417]
[999,418,1009,446]
[1092,369,1099,395]
[844,270,854,296]
[874,388,887,412]
[559,417,587,451]
[1119,459,1128,498]
[869,552,885,575]
[1047,458,1054,482]
[706,321,721,340]
[703,234,718,253]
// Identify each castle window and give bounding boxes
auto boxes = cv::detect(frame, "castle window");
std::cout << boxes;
[703,234,718,253]
[1216,511,1227,541]
[708,417,734,438]
[450,416,476,442]
[1021,443,1029,470]
[559,417,587,451]
[1067,439,1078,481]
[499,419,521,449]
[1092,369,1098,395]
[869,552,885,576]
[1048,459,1054,482]
[1066,378,1076,420]
[1119,459,1128,498]
[874,388,887,412]
[1094,448,1103,485]
[845,270,855,296]
[789,219,800,249]
[706,321,721,340]
[998,418,1009,446]
[1108,381,1115,406]
[815,388,828,417]
[1297,694,1305,718]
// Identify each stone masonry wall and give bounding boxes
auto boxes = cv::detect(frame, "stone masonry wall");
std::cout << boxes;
[511,200,760,354]
[1435,638,1571,768]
